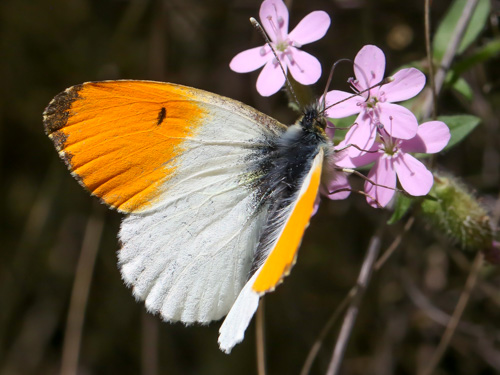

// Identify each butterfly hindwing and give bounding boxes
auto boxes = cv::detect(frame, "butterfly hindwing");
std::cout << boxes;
[219,149,324,352]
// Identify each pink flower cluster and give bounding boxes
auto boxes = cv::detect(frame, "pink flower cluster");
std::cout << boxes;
[230,1,451,208]
[326,45,450,207]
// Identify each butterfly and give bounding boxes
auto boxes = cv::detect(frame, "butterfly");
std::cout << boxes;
[43,80,334,353]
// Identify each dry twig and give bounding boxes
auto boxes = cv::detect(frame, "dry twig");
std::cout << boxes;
[325,233,382,375]
[256,300,267,375]
[60,204,104,375]
[421,0,480,119]
[419,252,484,375]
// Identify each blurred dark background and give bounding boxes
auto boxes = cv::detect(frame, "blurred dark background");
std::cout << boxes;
[1,0,500,374]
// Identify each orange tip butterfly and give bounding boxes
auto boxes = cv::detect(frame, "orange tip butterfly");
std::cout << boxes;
[43,80,334,353]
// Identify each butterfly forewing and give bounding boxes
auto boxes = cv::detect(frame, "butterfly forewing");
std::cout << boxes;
[43,80,286,213]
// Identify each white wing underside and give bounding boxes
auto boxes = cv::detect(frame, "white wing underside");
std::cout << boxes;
[218,150,324,353]
[118,95,286,324]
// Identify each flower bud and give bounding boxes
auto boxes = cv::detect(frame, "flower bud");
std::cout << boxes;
[420,173,494,254]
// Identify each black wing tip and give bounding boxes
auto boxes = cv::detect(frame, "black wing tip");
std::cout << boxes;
[43,84,83,135]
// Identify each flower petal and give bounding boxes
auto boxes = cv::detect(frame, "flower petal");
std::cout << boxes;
[287,48,321,85]
[256,60,287,96]
[365,157,397,207]
[319,157,351,200]
[323,171,351,200]
[325,120,335,140]
[401,121,451,153]
[394,154,433,196]
[381,68,426,102]
[333,148,356,168]
[325,90,363,118]
[229,46,269,73]
[335,140,379,168]
[311,193,321,217]
[347,144,380,167]
[260,0,289,42]
[378,102,418,140]
[340,113,378,157]
[288,11,330,46]
[354,45,386,90]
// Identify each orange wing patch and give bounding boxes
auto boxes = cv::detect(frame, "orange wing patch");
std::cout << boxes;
[252,150,323,294]
[43,81,207,213]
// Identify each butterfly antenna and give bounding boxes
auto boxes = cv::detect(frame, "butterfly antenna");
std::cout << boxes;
[249,17,300,107]
[321,58,352,112]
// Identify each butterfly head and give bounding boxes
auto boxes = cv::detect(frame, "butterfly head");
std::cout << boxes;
[298,101,329,136]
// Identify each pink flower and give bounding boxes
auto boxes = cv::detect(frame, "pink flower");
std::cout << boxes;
[312,169,351,215]
[230,0,330,96]
[325,45,426,157]
[312,126,352,216]
[322,123,352,201]
[336,121,451,207]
